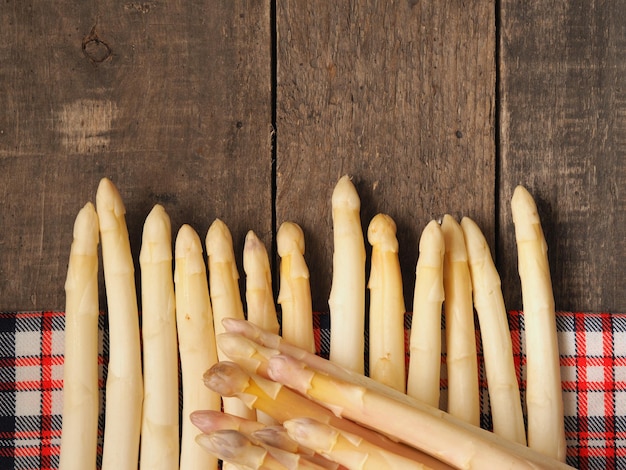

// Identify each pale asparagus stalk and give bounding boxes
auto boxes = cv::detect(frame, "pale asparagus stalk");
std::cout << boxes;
[284,417,432,470]
[190,411,339,470]
[440,214,480,426]
[216,330,284,377]
[206,218,246,339]
[192,410,292,452]
[267,354,575,470]
[190,409,266,436]
[252,425,311,455]
[214,328,344,463]
[511,185,566,461]
[277,221,315,353]
[407,220,445,407]
[243,230,281,425]
[203,361,454,469]
[206,218,256,422]
[138,205,178,469]
[59,202,100,470]
[243,230,280,334]
[461,216,526,445]
[220,322,572,469]
[220,318,437,413]
[367,213,406,392]
[196,430,304,470]
[217,328,434,425]
[251,427,342,470]
[175,224,221,470]
[96,177,143,470]
[328,175,366,373]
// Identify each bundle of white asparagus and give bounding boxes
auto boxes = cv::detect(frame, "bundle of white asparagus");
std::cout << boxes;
[59,176,572,470]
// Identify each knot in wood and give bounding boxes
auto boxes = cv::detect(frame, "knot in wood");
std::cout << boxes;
[82,27,112,63]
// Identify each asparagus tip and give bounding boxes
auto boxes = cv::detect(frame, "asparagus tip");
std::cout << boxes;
[367,213,398,252]
[332,175,361,211]
[203,361,250,397]
[277,221,306,257]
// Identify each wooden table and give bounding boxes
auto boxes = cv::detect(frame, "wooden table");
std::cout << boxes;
[1,1,624,315]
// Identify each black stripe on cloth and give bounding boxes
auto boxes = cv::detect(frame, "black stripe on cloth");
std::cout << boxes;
[0,312,16,469]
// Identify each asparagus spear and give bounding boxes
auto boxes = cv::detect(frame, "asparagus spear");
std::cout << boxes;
[328,175,366,373]
[277,221,315,353]
[267,354,575,470]
[284,417,433,470]
[96,178,143,470]
[175,224,221,470]
[190,411,339,470]
[440,214,480,426]
[251,426,301,454]
[206,218,256,422]
[216,325,424,415]
[219,318,437,414]
[202,361,449,468]
[196,429,310,470]
[511,185,566,461]
[190,409,266,436]
[251,427,342,470]
[243,229,282,425]
[244,230,280,335]
[216,330,278,377]
[461,216,526,445]
[367,213,406,392]
[138,205,179,469]
[59,202,100,470]
[206,218,246,339]
[407,220,445,407]
[220,321,574,468]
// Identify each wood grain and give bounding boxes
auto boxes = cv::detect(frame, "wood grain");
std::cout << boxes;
[276,0,496,312]
[2,2,624,314]
[499,1,626,312]
[0,1,271,311]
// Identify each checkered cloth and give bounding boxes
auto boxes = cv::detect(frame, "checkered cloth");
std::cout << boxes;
[1,311,624,469]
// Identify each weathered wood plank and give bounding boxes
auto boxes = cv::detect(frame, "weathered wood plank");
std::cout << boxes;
[499,1,626,312]
[0,0,272,312]
[276,0,496,312]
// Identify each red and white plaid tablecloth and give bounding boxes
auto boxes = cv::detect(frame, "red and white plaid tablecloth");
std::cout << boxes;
[1,310,625,469]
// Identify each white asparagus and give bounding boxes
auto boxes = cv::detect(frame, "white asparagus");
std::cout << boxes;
[244,230,280,334]
[244,230,281,426]
[277,221,315,353]
[59,202,100,470]
[440,214,480,426]
[202,361,450,468]
[251,427,341,470]
[267,354,575,470]
[206,218,256,422]
[190,410,339,470]
[328,175,366,373]
[220,321,573,469]
[195,430,291,470]
[190,409,266,436]
[511,185,566,461]
[221,317,435,413]
[284,417,432,470]
[216,330,285,377]
[96,178,143,470]
[366,213,406,392]
[206,218,246,340]
[175,224,221,470]
[461,216,526,445]
[138,205,178,469]
[197,429,330,470]
[406,220,445,407]
[251,425,309,455]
